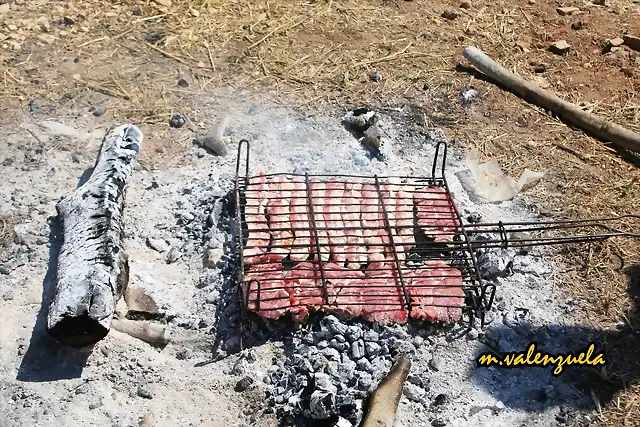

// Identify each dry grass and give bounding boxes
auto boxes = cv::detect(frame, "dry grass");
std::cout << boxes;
[0,215,16,256]
[1,0,640,424]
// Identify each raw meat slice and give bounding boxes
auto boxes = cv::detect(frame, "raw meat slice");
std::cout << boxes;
[414,186,460,242]
[266,176,294,257]
[406,259,465,323]
[285,262,331,320]
[343,181,367,269]
[289,180,312,261]
[243,173,271,264]
[336,276,408,323]
[309,180,331,262]
[360,184,386,263]
[325,181,348,265]
[244,254,291,319]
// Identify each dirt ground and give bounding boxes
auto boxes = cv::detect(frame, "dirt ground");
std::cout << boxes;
[1,0,640,426]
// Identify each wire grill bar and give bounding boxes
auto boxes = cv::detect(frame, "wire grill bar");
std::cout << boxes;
[234,140,493,328]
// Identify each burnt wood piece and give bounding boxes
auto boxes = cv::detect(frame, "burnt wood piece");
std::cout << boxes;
[47,124,143,348]
[361,355,411,427]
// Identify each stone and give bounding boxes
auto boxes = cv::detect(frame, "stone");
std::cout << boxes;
[177,347,193,360]
[403,383,426,402]
[556,7,580,16]
[146,237,169,253]
[442,9,459,19]
[91,106,105,117]
[166,247,182,264]
[203,248,223,268]
[609,37,624,47]
[429,357,443,372]
[234,376,254,392]
[571,20,585,30]
[169,114,186,128]
[549,40,571,55]
[136,385,153,399]
[124,286,159,315]
[177,78,189,88]
[432,419,447,427]
[323,315,348,335]
[460,1,471,8]
[370,71,382,82]
[593,0,605,4]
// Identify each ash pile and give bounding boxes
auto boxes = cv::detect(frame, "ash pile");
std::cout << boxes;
[261,314,431,426]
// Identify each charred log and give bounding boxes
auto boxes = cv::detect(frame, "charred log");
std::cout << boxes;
[47,124,143,348]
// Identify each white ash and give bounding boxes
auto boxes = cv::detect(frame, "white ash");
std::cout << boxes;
[0,97,596,427]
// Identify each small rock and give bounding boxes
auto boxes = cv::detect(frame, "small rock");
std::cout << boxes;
[460,1,471,8]
[608,37,625,48]
[2,157,14,166]
[199,136,227,156]
[0,3,9,14]
[136,385,153,399]
[403,383,426,402]
[370,71,382,82]
[460,87,478,105]
[203,248,223,269]
[429,357,443,372]
[91,106,105,117]
[234,376,254,392]
[146,237,169,253]
[548,40,571,55]
[593,0,605,5]
[423,82,431,90]
[169,114,186,128]
[432,419,447,427]
[177,78,189,88]
[177,347,194,360]
[433,393,448,406]
[556,7,580,16]
[571,21,585,31]
[320,347,341,362]
[166,247,182,264]
[442,9,460,19]
[467,328,479,340]
[124,286,159,315]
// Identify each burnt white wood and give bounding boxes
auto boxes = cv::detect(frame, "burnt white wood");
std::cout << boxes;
[47,124,143,348]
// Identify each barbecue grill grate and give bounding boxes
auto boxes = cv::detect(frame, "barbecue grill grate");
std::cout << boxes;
[234,140,494,329]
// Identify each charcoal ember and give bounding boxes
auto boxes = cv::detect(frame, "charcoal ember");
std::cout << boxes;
[308,390,336,419]
[356,371,374,391]
[293,354,314,373]
[503,308,533,337]
[327,361,340,377]
[476,248,516,278]
[310,354,329,372]
[383,325,410,340]
[337,359,357,381]
[321,347,341,362]
[346,326,363,342]
[317,340,329,350]
[370,358,392,381]
[403,383,427,402]
[364,341,381,357]
[302,332,317,345]
[363,330,379,342]
[334,334,347,343]
[322,315,348,336]
[330,338,349,351]
[356,358,373,372]
[351,340,366,359]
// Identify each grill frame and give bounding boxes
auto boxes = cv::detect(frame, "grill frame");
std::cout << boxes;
[234,139,496,328]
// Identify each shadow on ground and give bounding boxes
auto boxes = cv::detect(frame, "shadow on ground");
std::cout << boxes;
[16,169,96,382]
[471,264,640,418]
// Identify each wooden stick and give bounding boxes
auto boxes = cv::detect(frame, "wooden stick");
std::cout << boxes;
[47,125,143,348]
[463,46,640,154]
[361,355,411,427]
[112,317,170,346]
